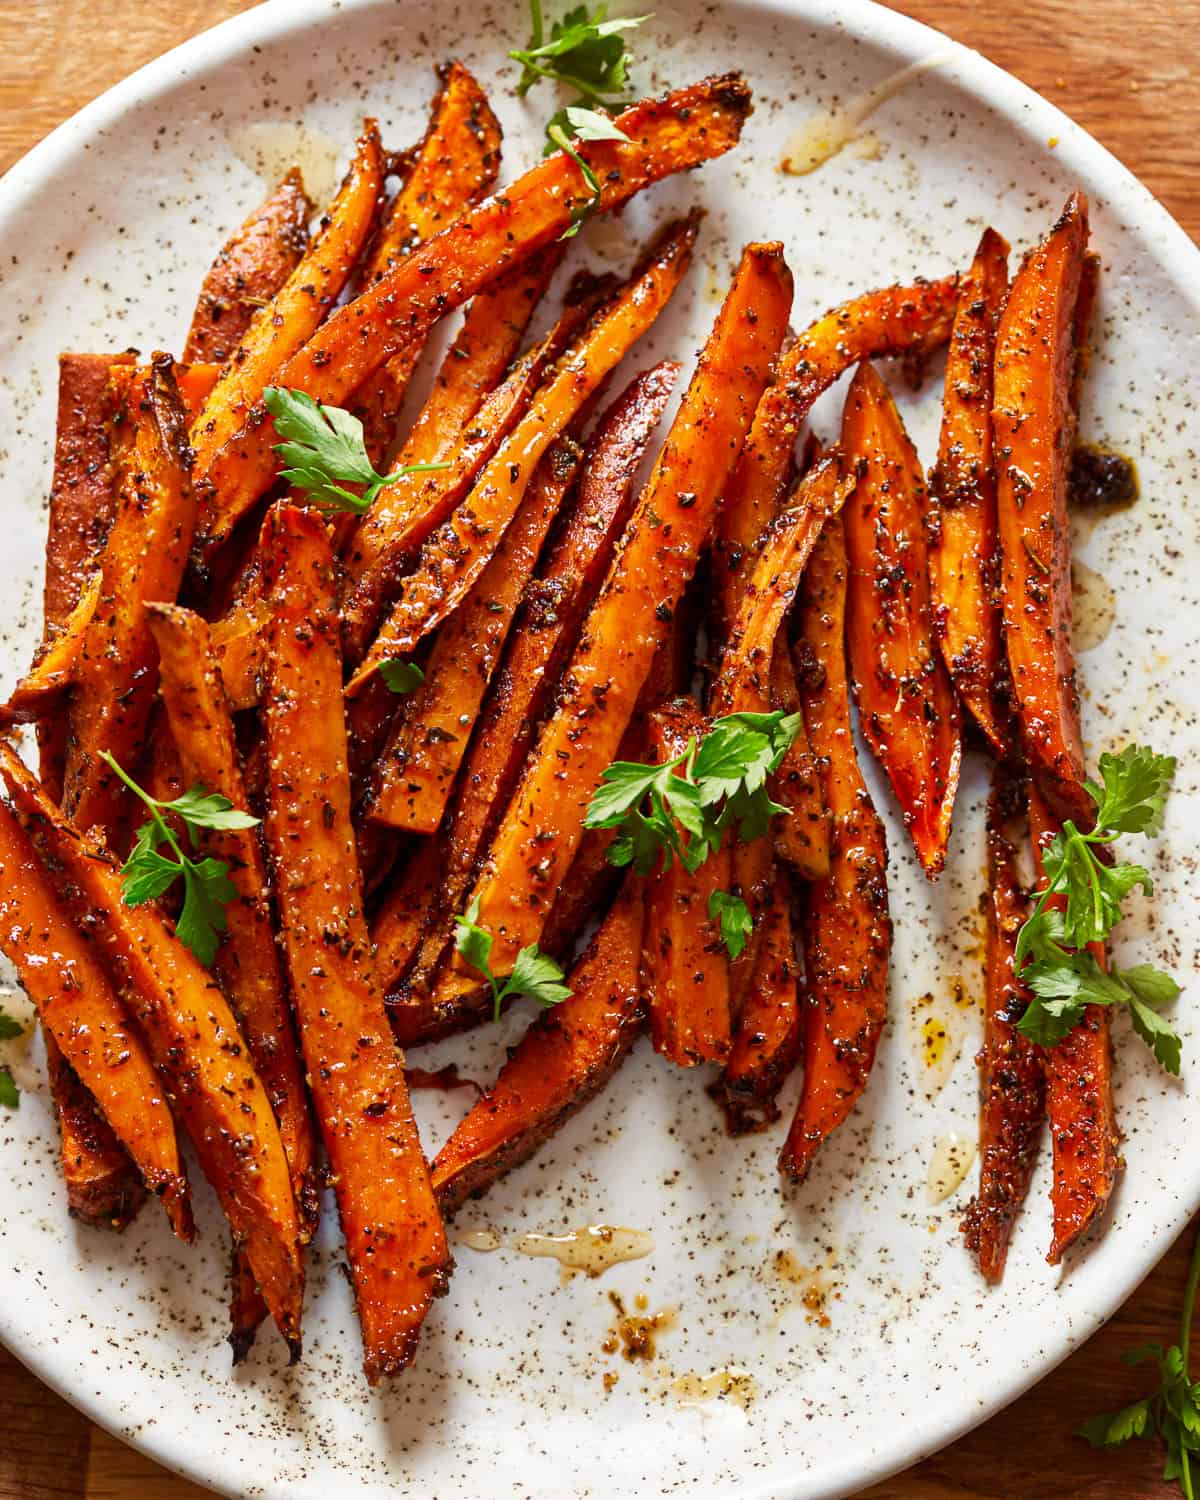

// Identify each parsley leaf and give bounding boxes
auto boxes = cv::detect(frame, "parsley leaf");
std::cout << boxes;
[454,896,572,1021]
[99,751,258,968]
[545,106,632,238]
[380,659,426,695]
[1015,743,1183,1074]
[263,387,448,514]
[0,1005,25,1042]
[585,710,800,881]
[511,3,650,106]
[1078,1224,1200,1495]
[0,1068,17,1109]
[708,889,752,960]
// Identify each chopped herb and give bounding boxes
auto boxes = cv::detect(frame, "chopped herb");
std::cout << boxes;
[0,1004,24,1109]
[708,889,752,960]
[380,659,426,695]
[454,896,573,1021]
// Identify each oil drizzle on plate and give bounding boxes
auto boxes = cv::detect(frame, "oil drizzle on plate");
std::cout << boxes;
[927,1131,977,1204]
[780,54,950,176]
[455,1223,654,1277]
[672,1367,759,1409]
[228,122,340,208]
[1072,559,1117,652]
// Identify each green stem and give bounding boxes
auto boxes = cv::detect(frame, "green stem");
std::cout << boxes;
[100,751,189,865]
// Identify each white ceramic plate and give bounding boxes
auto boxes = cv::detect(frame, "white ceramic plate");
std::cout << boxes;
[1,2,1198,1496]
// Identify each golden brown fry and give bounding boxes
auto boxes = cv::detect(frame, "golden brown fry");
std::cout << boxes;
[147,603,317,1236]
[42,1036,146,1230]
[641,699,732,1067]
[192,74,754,550]
[340,246,565,652]
[183,169,311,364]
[1026,780,1120,1264]
[447,240,792,985]
[347,64,503,465]
[261,503,448,1382]
[712,273,959,631]
[779,514,891,1183]
[0,797,192,1239]
[712,874,801,1134]
[63,356,196,843]
[347,217,700,687]
[841,362,961,879]
[961,766,1045,1282]
[431,878,646,1214]
[0,744,304,1353]
[766,648,830,880]
[190,121,385,525]
[994,194,1095,826]
[928,227,1012,758]
[1,570,101,722]
[366,431,584,833]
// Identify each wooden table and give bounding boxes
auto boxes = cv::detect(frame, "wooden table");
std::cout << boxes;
[1,2,1196,1497]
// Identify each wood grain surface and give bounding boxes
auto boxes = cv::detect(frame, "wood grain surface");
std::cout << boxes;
[0,3,1196,1498]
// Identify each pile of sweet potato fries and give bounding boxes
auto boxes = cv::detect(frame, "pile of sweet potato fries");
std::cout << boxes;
[0,60,1113,1379]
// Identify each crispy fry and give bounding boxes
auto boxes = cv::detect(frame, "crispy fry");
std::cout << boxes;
[1026,779,1120,1264]
[261,503,448,1382]
[374,836,446,1003]
[928,228,1012,758]
[348,64,503,465]
[0,796,191,1238]
[63,356,196,844]
[766,648,830,880]
[347,216,700,686]
[42,1036,146,1230]
[841,362,961,879]
[431,878,645,1214]
[713,273,959,631]
[994,194,1094,826]
[39,353,134,797]
[366,431,585,833]
[340,246,565,653]
[147,603,317,1236]
[641,698,732,1066]
[1,570,101,722]
[0,744,304,1352]
[192,74,754,548]
[712,874,801,1133]
[961,766,1045,1281]
[190,121,385,533]
[449,240,791,985]
[779,515,891,1183]
[183,170,311,364]
[175,361,221,420]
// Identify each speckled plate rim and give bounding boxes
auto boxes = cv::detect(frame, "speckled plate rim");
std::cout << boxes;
[0,3,1198,1498]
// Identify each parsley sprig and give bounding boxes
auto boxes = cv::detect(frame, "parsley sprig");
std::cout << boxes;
[100,751,259,968]
[263,387,448,514]
[583,711,799,957]
[546,106,633,238]
[1079,1225,1200,1496]
[454,897,572,1021]
[0,1004,24,1108]
[1016,746,1183,1072]
[380,659,425,695]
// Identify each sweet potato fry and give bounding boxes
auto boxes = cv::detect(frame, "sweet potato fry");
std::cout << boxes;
[713,874,801,1133]
[0,796,191,1238]
[39,353,134,797]
[42,1036,146,1230]
[641,698,732,1066]
[1026,779,1120,1264]
[405,364,680,964]
[190,121,385,536]
[260,503,448,1381]
[373,836,447,1003]
[431,878,646,1214]
[183,169,311,364]
[448,240,791,983]
[713,273,959,629]
[193,73,754,548]
[961,766,1045,1282]
[0,744,304,1352]
[347,216,700,685]
[340,246,565,650]
[779,514,891,1182]
[1,569,101,722]
[841,362,962,879]
[347,64,503,465]
[994,194,1095,827]
[63,355,196,843]
[766,648,830,880]
[928,228,1011,758]
[366,430,585,833]
[147,603,317,1235]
